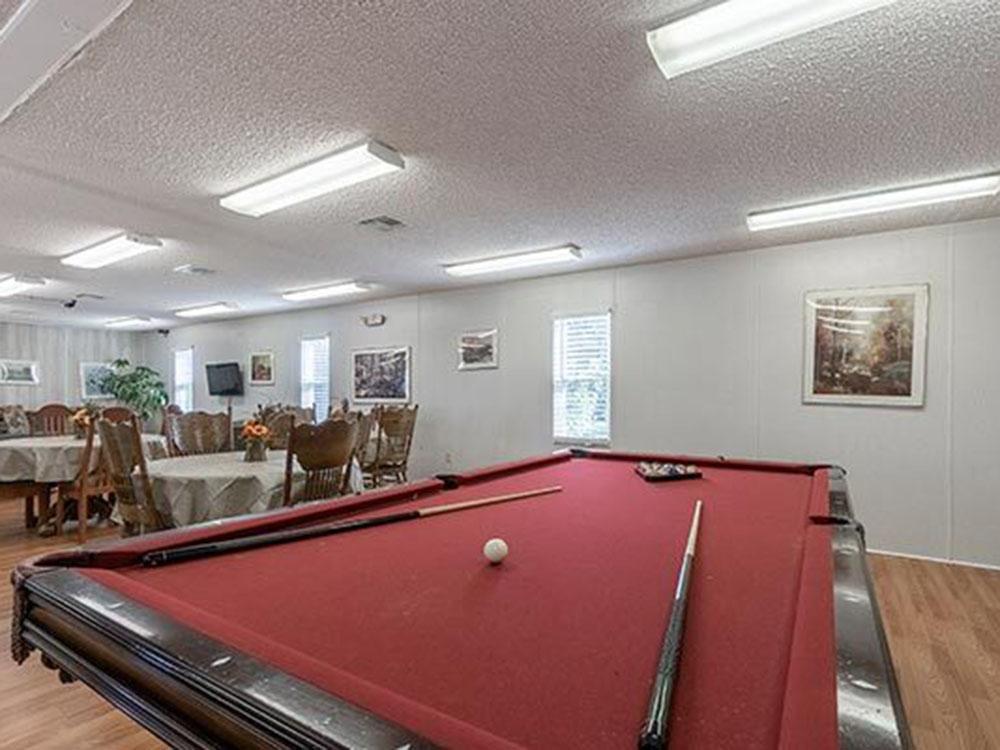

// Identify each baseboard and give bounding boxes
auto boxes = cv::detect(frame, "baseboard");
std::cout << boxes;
[868,547,1000,573]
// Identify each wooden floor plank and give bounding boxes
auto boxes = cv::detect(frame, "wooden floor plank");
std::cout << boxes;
[1,500,999,748]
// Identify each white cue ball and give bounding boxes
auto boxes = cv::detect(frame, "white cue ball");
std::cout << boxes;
[483,537,509,564]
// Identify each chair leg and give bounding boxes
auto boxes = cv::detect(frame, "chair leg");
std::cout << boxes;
[54,494,64,536]
[24,495,37,529]
[37,488,51,528]
[77,494,89,543]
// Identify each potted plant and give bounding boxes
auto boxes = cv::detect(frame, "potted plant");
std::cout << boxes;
[100,359,169,422]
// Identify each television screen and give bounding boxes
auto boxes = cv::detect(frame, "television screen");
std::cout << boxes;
[206,362,243,396]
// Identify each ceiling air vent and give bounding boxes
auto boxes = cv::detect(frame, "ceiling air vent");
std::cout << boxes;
[358,215,405,232]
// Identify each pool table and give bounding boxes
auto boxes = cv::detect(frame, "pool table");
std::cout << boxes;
[11,450,910,749]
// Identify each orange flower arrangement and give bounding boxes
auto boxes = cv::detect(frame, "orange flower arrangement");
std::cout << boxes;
[72,408,91,427]
[241,419,271,445]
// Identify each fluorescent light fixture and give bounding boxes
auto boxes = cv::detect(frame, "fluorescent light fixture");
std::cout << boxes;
[219,140,405,217]
[174,302,237,319]
[282,281,370,302]
[105,316,151,328]
[0,274,45,298]
[748,173,1000,231]
[0,0,133,124]
[444,245,583,277]
[62,233,163,269]
[647,0,898,80]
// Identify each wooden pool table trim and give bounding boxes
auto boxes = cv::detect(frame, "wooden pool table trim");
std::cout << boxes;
[13,455,911,749]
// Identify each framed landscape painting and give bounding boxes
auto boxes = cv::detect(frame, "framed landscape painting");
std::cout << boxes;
[249,351,275,385]
[0,360,39,385]
[80,362,115,400]
[352,347,411,404]
[803,284,929,407]
[458,329,498,370]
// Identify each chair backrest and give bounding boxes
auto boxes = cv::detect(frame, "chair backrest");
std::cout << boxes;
[165,409,232,456]
[97,416,165,536]
[0,405,30,437]
[28,403,74,436]
[284,418,359,505]
[101,406,134,424]
[374,405,418,467]
[262,406,315,450]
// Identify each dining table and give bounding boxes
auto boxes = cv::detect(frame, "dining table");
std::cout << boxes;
[140,451,366,528]
[0,432,169,530]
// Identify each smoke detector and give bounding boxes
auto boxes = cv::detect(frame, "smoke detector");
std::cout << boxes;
[173,264,216,276]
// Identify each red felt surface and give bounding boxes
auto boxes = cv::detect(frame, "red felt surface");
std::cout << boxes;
[778,526,838,750]
[82,456,832,749]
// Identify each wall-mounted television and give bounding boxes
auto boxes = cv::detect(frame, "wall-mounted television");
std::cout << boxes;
[206,362,244,396]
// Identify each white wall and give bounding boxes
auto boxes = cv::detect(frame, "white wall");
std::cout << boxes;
[141,216,1000,568]
[0,321,140,407]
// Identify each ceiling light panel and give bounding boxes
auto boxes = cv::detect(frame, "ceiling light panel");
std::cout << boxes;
[174,302,237,318]
[444,245,582,277]
[748,173,1000,231]
[647,0,899,80]
[62,233,163,269]
[219,140,405,217]
[105,316,151,328]
[0,274,45,297]
[282,282,370,302]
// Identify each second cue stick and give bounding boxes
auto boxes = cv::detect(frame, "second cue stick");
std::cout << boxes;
[638,499,704,750]
[142,485,562,567]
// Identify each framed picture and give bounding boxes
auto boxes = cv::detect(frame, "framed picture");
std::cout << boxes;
[80,361,115,400]
[458,329,498,370]
[249,351,275,386]
[352,347,411,404]
[803,284,929,407]
[0,360,39,385]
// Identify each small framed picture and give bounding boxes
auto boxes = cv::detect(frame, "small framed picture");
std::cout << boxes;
[458,329,498,370]
[80,362,115,400]
[352,347,411,404]
[0,360,40,385]
[804,284,929,407]
[249,351,275,386]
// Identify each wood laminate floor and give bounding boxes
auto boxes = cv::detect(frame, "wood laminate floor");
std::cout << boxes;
[0,499,998,749]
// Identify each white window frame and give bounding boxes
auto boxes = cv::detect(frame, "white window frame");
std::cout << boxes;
[300,334,331,419]
[173,346,194,412]
[552,311,612,447]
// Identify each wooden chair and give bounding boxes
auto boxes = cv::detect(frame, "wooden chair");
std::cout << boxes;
[97,416,166,536]
[283,418,359,506]
[27,403,74,436]
[259,406,315,450]
[100,406,134,424]
[165,408,232,456]
[343,411,373,494]
[54,419,113,542]
[363,405,418,487]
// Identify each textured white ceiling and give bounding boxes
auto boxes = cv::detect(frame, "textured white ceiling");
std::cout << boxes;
[0,0,998,327]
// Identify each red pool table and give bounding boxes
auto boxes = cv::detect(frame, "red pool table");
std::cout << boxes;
[12,450,909,749]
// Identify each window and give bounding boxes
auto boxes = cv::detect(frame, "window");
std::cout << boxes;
[301,335,331,419]
[173,347,194,412]
[553,313,611,444]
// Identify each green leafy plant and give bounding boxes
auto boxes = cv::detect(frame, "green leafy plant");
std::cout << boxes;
[101,358,169,420]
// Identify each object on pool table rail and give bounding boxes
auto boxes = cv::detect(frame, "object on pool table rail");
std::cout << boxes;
[635,461,703,482]
[141,485,562,567]
[639,499,703,750]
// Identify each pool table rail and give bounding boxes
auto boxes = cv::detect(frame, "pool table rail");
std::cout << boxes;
[18,568,437,750]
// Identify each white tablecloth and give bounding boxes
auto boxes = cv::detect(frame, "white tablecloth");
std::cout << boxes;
[141,451,365,527]
[0,434,168,484]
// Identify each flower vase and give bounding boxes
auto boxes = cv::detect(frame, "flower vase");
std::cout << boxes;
[244,440,268,463]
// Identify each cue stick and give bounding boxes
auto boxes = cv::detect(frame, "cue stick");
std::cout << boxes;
[141,485,562,567]
[638,500,703,750]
